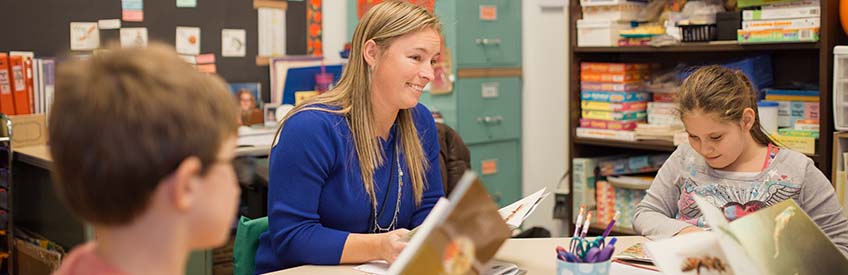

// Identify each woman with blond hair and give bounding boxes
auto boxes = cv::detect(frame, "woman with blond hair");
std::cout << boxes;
[254,1,445,271]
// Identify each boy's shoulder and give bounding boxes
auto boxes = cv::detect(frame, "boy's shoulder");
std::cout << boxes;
[54,242,127,275]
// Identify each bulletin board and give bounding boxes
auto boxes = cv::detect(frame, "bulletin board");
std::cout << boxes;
[0,0,311,103]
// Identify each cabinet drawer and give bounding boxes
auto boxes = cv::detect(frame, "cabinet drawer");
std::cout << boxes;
[468,140,521,207]
[456,0,521,67]
[456,77,521,144]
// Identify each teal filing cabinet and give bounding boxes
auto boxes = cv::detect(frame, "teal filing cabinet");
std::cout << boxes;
[426,0,523,207]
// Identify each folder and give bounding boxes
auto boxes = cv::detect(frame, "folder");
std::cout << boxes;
[8,55,30,115]
[0,54,17,115]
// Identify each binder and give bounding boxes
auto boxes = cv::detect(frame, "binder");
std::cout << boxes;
[8,56,29,115]
[10,52,34,114]
[1,54,17,115]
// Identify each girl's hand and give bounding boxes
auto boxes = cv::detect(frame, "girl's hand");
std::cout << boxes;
[378,229,410,264]
[676,226,704,236]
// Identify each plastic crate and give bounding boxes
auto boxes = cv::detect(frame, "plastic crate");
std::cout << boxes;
[678,24,717,42]
[834,46,848,130]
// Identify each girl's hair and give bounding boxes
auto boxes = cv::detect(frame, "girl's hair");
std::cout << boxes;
[273,1,441,206]
[677,65,775,146]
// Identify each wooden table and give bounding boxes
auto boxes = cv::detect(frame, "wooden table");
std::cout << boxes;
[264,236,649,274]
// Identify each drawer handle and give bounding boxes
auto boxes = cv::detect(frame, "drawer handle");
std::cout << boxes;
[477,115,504,124]
[475,38,502,46]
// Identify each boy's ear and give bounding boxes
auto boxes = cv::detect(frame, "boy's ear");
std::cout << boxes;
[362,39,380,69]
[169,156,202,211]
[741,107,756,130]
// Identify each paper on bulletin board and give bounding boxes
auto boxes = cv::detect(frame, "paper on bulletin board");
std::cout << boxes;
[222,29,247,57]
[70,22,100,51]
[120,27,148,48]
[257,8,286,57]
[177,0,197,8]
[98,19,121,30]
[122,0,144,22]
[176,26,201,55]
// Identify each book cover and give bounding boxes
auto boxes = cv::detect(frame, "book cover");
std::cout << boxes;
[738,28,820,43]
[581,110,647,121]
[388,171,511,275]
[579,118,640,131]
[580,71,646,83]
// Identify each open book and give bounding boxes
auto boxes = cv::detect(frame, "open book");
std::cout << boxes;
[376,171,513,275]
[646,195,848,275]
[497,187,549,229]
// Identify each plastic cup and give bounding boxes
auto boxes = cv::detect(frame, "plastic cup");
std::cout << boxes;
[556,259,611,275]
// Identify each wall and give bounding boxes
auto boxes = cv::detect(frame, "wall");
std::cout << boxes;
[323,0,347,64]
[521,0,568,236]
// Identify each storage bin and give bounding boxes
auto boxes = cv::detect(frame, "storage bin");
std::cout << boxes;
[678,24,717,42]
[577,20,631,47]
[582,3,645,22]
[833,46,848,130]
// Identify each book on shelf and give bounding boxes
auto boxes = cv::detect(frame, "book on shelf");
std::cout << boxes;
[580,82,644,93]
[596,180,646,229]
[581,110,647,121]
[580,90,650,102]
[738,27,820,43]
[580,72,646,83]
[763,88,819,97]
[760,0,819,10]
[765,94,819,102]
[581,100,647,112]
[777,128,819,138]
[742,7,820,21]
[771,134,815,155]
[580,62,652,74]
[646,195,848,275]
[576,127,638,141]
[572,157,609,222]
[742,17,820,31]
[579,118,641,131]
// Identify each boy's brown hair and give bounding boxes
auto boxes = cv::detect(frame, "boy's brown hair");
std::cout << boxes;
[49,43,240,225]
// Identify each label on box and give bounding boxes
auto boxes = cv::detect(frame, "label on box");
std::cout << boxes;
[482,159,498,175]
[481,82,499,98]
[479,5,497,21]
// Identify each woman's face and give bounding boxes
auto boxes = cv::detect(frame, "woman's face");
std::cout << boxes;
[367,28,441,111]
[239,92,254,112]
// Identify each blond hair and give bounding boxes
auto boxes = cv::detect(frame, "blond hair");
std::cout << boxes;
[274,1,441,206]
[50,43,239,225]
[677,65,775,146]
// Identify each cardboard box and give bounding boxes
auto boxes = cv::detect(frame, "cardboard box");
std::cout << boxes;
[14,239,62,274]
[9,113,47,148]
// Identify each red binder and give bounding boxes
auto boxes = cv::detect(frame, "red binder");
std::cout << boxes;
[0,54,16,115]
[8,55,30,115]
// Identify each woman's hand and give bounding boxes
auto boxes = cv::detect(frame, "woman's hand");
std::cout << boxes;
[377,229,410,264]
[676,226,704,236]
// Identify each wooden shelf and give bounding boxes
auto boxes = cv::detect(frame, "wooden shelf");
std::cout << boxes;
[574,137,676,152]
[575,41,820,53]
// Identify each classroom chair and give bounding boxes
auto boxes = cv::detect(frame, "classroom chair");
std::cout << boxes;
[233,216,269,275]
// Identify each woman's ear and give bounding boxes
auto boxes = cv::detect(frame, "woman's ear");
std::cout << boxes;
[362,39,380,69]
[741,107,756,130]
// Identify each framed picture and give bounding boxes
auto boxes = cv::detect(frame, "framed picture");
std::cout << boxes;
[264,103,281,126]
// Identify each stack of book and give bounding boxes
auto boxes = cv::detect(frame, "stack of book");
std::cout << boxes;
[738,0,820,43]
[764,88,819,155]
[577,62,651,141]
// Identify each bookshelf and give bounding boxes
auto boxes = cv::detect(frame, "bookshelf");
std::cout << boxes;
[567,0,847,235]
